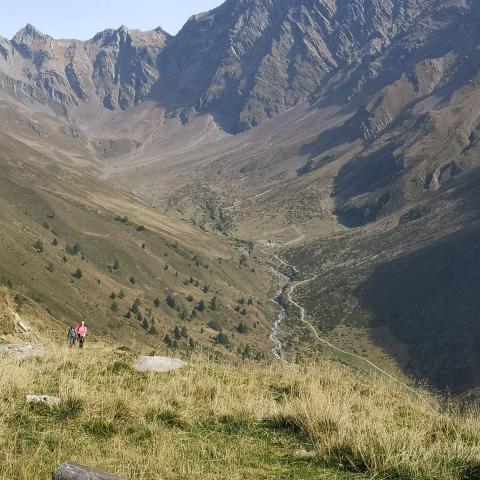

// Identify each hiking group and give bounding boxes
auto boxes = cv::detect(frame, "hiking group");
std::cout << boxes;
[67,321,88,348]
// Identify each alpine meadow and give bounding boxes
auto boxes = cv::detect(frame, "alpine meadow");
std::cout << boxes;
[1,1,480,479]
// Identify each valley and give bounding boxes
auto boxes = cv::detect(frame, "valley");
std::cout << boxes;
[0,0,479,394]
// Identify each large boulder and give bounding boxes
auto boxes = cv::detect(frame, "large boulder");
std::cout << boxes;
[53,462,125,480]
[0,343,45,358]
[133,356,186,373]
[26,395,60,407]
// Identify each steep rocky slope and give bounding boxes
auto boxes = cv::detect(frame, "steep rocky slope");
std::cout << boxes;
[0,24,169,117]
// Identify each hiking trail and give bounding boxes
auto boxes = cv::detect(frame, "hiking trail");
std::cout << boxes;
[264,235,426,400]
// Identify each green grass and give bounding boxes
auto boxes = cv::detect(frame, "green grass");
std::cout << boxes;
[0,345,479,479]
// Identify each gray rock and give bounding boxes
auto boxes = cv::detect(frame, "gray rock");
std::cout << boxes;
[0,343,46,358]
[26,395,60,406]
[53,462,126,480]
[133,356,186,373]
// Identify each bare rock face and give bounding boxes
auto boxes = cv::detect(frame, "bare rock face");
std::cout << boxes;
[0,1,434,129]
[0,24,170,115]
[155,0,433,132]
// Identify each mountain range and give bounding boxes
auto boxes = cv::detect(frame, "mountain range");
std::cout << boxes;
[0,0,479,392]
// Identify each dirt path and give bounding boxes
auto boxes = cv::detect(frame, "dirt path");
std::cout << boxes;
[286,275,421,396]
[263,229,426,399]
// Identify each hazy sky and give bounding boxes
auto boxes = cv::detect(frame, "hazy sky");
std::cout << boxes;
[0,0,224,40]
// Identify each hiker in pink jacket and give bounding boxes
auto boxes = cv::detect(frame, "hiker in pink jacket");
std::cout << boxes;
[75,321,88,348]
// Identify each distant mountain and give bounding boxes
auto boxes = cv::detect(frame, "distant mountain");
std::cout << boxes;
[155,0,434,132]
[0,24,169,115]
[0,0,433,130]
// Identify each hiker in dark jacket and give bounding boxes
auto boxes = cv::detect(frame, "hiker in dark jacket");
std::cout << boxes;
[67,326,77,347]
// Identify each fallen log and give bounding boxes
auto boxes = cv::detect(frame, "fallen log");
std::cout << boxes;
[53,462,126,480]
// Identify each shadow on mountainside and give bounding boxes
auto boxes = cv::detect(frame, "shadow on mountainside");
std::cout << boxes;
[356,226,480,393]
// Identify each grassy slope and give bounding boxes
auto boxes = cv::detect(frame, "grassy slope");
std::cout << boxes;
[0,121,274,357]
[1,343,479,480]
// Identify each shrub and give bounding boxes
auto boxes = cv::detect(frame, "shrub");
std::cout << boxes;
[110,301,119,313]
[46,263,55,273]
[153,297,161,307]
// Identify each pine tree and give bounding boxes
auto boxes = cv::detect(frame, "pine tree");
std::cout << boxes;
[163,334,173,348]
[131,298,141,314]
[110,301,119,312]
[33,239,44,253]
[113,258,120,270]
[210,296,218,311]
[72,268,83,280]
[197,299,206,312]
[148,325,158,336]
[237,322,248,334]
[166,295,176,309]
[154,297,161,307]
[173,326,181,341]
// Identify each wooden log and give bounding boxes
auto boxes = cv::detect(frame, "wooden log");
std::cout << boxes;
[53,462,126,480]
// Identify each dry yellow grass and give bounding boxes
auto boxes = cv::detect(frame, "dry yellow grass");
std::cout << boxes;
[0,345,478,480]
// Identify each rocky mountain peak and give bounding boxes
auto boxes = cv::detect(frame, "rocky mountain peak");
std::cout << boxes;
[13,23,48,42]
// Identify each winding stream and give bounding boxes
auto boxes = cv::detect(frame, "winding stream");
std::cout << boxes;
[269,267,291,359]
[267,257,423,399]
